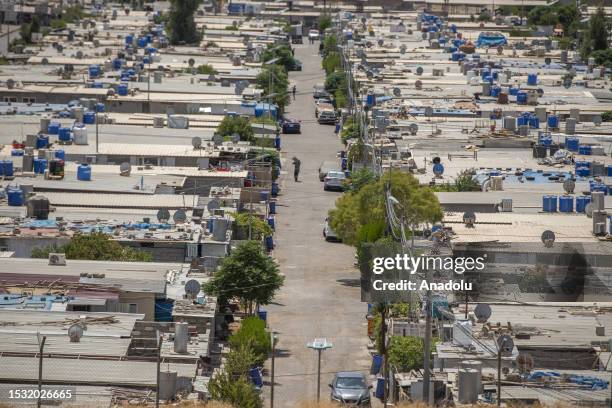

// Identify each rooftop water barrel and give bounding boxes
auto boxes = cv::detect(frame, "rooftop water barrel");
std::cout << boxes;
[257,309,268,322]
[559,195,573,212]
[3,160,13,177]
[607,165,612,177]
[482,82,491,96]
[58,127,71,142]
[578,145,592,155]
[375,377,385,398]
[260,190,270,201]
[158,370,177,401]
[503,116,516,131]
[576,195,590,213]
[77,163,92,181]
[73,123,88,145]
[249,367,263,388]
[36,135,49,149]
[125,34,134,45]
[137,37,147,48]
[7,186,23,206]
[529,117,540,128]
[527,73,538,86]
[95,103,105,113]
[88,64,100,78]
[565,137,579,152]
[26,195,50,220]
[267,216,275,230]
[450,24,457,33]
[174,321,188,354]
[366,93,376,107]
[461,360,482,392]
[117,83,129,96]
[458,368,479,404]
[547,115,559,129]
[565,118,576,135]
[509,86,519,96]
[516,91,528,104]
[40,117,50,133]
[113,58,122,70]
[543,195,558,212]
[33,158,47,174]
[372,354,383,374]
[83,111,96,125]
[576,166,590,177]
[212,218,228,241]
[48,122,60,134]
[491,86,501,97]
[22,154,33,172]
[0,160,4,176]
[265,235,274,251]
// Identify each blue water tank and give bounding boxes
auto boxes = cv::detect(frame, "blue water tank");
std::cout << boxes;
[491,86,501,97]
[448,46,457,53]
[117,83,129,96]
[547,115,559,128]
[77,163,92,181]
[375,377,385,398]
[517,115,528,126]
[527,73,538,86]
[137,37,147,48]
[607,165,612,177]
[95,103,105,113]
[83,111,96,124]
[271,182,279,197]
[33,158,47,174]
[451,51,464,61]
[366,93,376,107]
[450,24,457,33]
[7,187,23,206]
[516,91,528,104]
[249,367,263,388]
[267,216,275,230]
[269,200,276,214]
[260,190,270,201]
[372,355,383,374]
[48,122,60,134]
[88,64,100,78]
[543,195,558,212]
[559,195,574,212]
[565,137,580,152]
[529,117,540,129]
[257,309,268,322]
[58,127,71,142]
[125,34,133,45]
[576,167,590,177]
[2,160,13,177]
[578,145,592,155]
[113,58,123,70]
[145,46,157,55]
[576,195,590,213]
[265,235,274,251]
[36,135,49,149]
[509,87,519,96]
[11,149,24,156]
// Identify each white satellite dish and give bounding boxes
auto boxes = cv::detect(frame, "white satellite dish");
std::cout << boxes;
[463,211,476,226]
[68,323,84,343]
[173,209,187,224]
[424,106,434,117]
[119,162,132,176]
[188,58,195,67]
[185,279,201,297]
[157,208,170,223]
[416,66,424,75]
[563,179,575,194]
[541,230,555,247]
[593,115,602,126]
[474,304,492,322]
[192,136,202,149]
[212,134,224,146]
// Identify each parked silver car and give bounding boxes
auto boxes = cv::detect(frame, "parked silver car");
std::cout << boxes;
[329,372,371,406]
[323,170,346,191]
[323,217,340,242]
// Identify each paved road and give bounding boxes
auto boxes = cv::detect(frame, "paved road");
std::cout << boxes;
[265,42,372,407]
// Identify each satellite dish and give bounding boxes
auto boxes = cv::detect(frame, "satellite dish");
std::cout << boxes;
[415,80,423,90]
[408,123,418,135]
[541,230,555,247]
[208,74,216,81]
[516,353,534,374]
[119,162,132,176]
[76,50,84,59]
[544,57,551,65]
[432,156,441,164]
[366,70,374,80]
[463,211,476,226]
[230,133,240,143]
[497,334,514,354]
[563,179,575,194]
[536,88,544,97]
[585,203,593,218]
[361,17,367,24]
[474,304,492,322]
[392,87,401,97]
[378,39,384,46]
[192,136,202,149]
[424,106,434,117]
[157,208,170,223]
[173,209,187,224]
[68,323,84,343]
[416,66,424,75]
[433,163,444,176]
[400,45,407,54]
[6,79,15,89]
[188,58,195,67]
[207,199,221,212]
[593,115,602,126]
[41,57,49,65]
[184,279,201,296]
[212,134,223,146]
[497,46,504,55]
[57,44,64,53]
[563,78,572,89]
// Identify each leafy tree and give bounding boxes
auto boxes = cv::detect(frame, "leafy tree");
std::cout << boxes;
[329,172,443,246]
[196,64,218,75]
[31,232,152,262]
[602,111,612,122]
[325,71,348,108]
[261,44,296,72]
[387,336,437,372]
[340,117,360,145]
[207,372,263,408]
[346,168,378,192]
[256,64,290,113]
[588,7,609,52]
[168,0,201,45]
[454,168,481,192]
[322,51,341,75]
[232,213,273,240]
[322,34,338,56]
[319,14,332,31]
[20,23,32,44]
[477,12,491,22]
[217,115,254,142]
[229,316,271,366]
[204,241,284,312]
[225,341,261,378]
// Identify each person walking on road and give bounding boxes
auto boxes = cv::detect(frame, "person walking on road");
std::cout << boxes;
[292,85,297,99]
[292,156,301,182]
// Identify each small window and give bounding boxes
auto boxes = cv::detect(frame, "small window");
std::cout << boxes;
[128,303,138,313]
[4,97,17,103]
[22,97,35,104]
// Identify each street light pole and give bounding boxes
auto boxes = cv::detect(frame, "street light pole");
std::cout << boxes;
[307,338,333,403]
[316,348,322,401]
[270,331,276,408]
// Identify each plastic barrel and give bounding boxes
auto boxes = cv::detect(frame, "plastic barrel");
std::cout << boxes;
[547,115,559,128]
[55,150,65,160]
[83,112,96,124]
[33,158,47,174]
[117,83,129,96]
[372,355,383,374]
[578,145,592,155]
[36,135,49,149]
[269,200,276,214]
[267,216,275,230]
[527,73,538,86]
[559,196,574,212]
[265,236,274,251]
[3,160,13,177]
[529,117,540,129]
[58,127,71,142]
[491,86,501,97]
[7,187,23,206]
[95,103,105,113]
[249,367,263,388]
[576,196,590,213]
[260,190,270,202]
[48,122,60,134]
[516,91,528,104]
[565,137,579,152]
[11,149,24,156]
[543,195,558,212]
[576,167,590,177]
[77,163,92,181]
[375,377,385,398]
[257,309,267,322]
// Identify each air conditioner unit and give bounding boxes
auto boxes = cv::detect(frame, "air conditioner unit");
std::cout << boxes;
[500,198,513,212]
[48,253,66,266]
[85,155,97,164]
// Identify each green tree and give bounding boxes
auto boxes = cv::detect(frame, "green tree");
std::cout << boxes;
[329,172,443,246]
[229,316,271,366]
[30,232,152,262]
[588,7,609,52]
[217,115,254,142]
[225,341,261,378]
[256,64,290,113]
[168,0,201,45]
[319,14,332,31]
[204,241,284,312]
[207,372,263,408]
[346,168,378,192]
[387,336,437,372]
[322,34,338,57]
[232,213,273,240]
[340,117,360,145]
[196,64,218,75]
[322,51,341,75]
[261,44,296,72]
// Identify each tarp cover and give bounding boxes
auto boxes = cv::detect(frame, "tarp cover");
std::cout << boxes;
[476,32,507,47]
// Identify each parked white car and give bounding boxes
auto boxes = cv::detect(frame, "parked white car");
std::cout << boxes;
[308,29,320,41]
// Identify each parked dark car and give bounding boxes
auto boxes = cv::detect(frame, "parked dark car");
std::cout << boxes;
[281,118,301,134]
[288,59,302,71]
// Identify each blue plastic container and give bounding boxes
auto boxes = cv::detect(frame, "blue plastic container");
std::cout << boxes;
[509,87,519,96]
[559,196,574,212]
[83,112,96,124]
[257,309,267,322]
[249,367,263,388]
[516,91,528,104]
[54,150,65,160]
[433,163,445,175]
[607,165,612,177]
[137,37,147,48]
[269,200,276,214]
[565,137,580,152]
[451,52,464,61]
[372,355,383,374]
[267,216,275,230]
[36,135,49,149]
[2,160,12,176]
[11,149,23,156]
[529,117,540,129]
[576,196,590,213]
[33,158,47,174]
[7,187,23,206]
[77,163,92,181]
[95,103,105,113]
[366,93,376,107]
[517,115,529,126]
[547,115,559,128]
[271,182,279,197]
[88,64,100,78]
[125,34,133,45]
[491,86,501,97]
[527,73,538,86]
[576,167,591,177]
[578,145,592,155]
[47,122,60,134]
[450,24,457,33]
[540,138,552,147]
[117,83,129,96]
[375,377,385,398]
[260,191,270,202]
[543,195,558,212]
[265,235,274,251]
[274,135,281,150]
[113,58,122,70]
[58,127,71,142]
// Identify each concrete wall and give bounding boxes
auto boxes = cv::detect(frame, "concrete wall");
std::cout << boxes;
[119,292,156,320]
[0,236,70,257]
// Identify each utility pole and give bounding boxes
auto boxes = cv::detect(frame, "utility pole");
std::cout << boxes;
[156,332,162,408]
[37,335,46,408]
[270,331,276,408]
[306,338,333,403]
[497,347,502,407]
[381,304,389,407]
[316,348,322,401]
[423,289,432,404]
